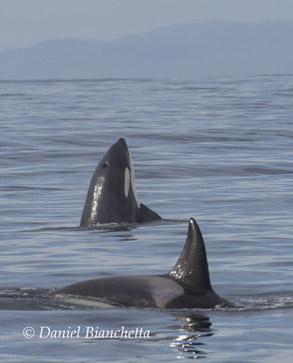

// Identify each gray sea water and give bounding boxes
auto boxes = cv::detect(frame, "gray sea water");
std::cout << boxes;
[0,76,292,362]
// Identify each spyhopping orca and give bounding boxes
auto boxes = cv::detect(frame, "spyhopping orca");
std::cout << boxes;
[53,218,229,309]
[80,138,161,226]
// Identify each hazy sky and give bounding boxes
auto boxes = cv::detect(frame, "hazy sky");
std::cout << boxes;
[1,0,293,51]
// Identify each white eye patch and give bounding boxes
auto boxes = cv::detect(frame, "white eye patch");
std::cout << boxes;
[124,167,130,198]
[129,154,140,208]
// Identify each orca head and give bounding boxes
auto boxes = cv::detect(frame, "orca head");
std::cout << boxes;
[168,218,213,293]
[80,138,141,225]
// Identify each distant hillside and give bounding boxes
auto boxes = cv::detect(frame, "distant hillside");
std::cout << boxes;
[1,21,293,79]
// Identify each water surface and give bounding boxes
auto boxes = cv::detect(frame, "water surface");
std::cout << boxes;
[0,76,292,361]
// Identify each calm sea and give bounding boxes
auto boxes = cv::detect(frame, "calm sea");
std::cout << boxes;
[0,76,292,362]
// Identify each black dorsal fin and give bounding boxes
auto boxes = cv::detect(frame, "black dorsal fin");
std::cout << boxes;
[168,218,213,292]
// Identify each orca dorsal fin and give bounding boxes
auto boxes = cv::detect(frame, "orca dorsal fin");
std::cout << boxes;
[168,218,213,292]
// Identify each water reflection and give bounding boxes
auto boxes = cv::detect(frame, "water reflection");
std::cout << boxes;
[169,312,214,359]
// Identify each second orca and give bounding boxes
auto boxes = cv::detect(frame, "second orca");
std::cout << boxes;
[80,138,161,226]
[53,218,230,309]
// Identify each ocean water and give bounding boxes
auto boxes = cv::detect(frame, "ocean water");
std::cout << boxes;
[0,76,292,362]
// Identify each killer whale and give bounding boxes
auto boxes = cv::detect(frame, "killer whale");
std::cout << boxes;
[80,138,161,226]
[53,218,229,309]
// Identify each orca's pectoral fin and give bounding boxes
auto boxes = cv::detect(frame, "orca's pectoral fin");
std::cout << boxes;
[138,203,162,223]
